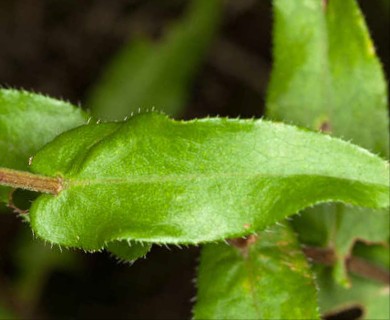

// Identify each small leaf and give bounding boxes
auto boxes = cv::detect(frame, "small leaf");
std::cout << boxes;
[28,112,389,250]
[0,89,88,203]
[194,223,320,320]
[106,241,152,263]
[88,0,222,119]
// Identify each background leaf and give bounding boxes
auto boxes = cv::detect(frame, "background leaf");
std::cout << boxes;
[13,230,80,313]
[0,306,16,320]
[0,89,87,204]
[27,112,389,250]
[194,223,319,320]
[316,266,389,320]
[87,0,222,120]
[267,0,389,157]
[267,0,390,288]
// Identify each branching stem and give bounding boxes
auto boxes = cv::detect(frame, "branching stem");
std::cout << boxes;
[0,167,61,195]
[303,246,390,285]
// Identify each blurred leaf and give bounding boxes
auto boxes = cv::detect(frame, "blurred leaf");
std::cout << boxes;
[105,241,151,262]
[0,89,87,204]
[194,223,319,320]
[14,230,80,309]
[267,0,390,285]
[24,112,389,250]
[317,266,389,320]
[0,306,17,320]
[0,202,7,213]
[380,0,390,12]
[88,0,222,120]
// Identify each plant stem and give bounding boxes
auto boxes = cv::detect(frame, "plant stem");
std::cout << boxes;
[303,246,390,285]
[347,255,390,285]
[0,167,62,195]
[302,246,336,265]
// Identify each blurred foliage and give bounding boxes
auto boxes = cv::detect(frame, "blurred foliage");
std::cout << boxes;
[14,229,81,314]
[88,0,222,120]
[0,307,16,320]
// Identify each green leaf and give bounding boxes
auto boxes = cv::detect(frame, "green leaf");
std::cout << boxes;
[267,0,390,285]
[0,89,87,203]
[316,266,389,320]
[88,0,221,120]
[194,223,319,320]
[267,0,389,157]
[105,241,151,263]
[27,112,389,250]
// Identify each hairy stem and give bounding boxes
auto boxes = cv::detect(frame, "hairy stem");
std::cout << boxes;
[0,167,61,195]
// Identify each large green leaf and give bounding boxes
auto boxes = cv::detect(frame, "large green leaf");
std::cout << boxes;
[0,89,87,204]
[24,112,389,250]
[267,0,390,285]
[88,0,221,119]
[194,223,319,319]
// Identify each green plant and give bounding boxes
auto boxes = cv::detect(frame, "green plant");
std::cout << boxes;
[0,0,389,319]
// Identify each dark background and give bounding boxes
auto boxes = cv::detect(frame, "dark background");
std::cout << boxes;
[0,0,388,319]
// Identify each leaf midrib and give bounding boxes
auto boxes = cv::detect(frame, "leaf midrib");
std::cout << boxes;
[62,173,388,188]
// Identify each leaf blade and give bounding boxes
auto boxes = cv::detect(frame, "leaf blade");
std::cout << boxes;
[194,224,320,320]
[28,113,389,250]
